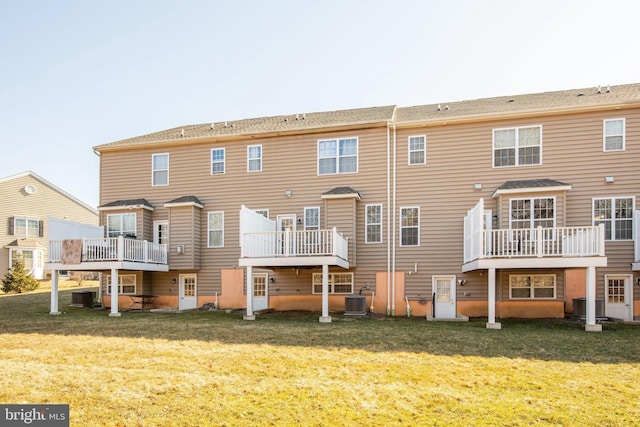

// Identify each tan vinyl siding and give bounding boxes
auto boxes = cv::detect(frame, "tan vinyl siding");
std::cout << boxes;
[324,197,357,266]
[168,206,201,270]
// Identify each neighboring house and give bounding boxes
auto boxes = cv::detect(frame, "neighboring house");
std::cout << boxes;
[46,83,640,331]
[1,171,98,280]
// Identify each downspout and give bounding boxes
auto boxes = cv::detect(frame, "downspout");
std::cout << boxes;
[386,122,391,315]
[392,122,397,316]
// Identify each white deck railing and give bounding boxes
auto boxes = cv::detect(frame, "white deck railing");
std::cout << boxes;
[464,225,605,263]
[635,210,640,263]
[48,236,168,264]
[241,228,348,260]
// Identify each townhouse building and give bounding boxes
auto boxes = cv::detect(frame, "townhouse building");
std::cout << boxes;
[46,83,640,331]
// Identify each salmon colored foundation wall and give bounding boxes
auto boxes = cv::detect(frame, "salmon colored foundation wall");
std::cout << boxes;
[374,271,406,316]
[498,301,565,318]
[564,268,586,314]
[219,268,245,309]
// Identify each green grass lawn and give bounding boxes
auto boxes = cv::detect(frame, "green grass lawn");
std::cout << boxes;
[1,285,639,426]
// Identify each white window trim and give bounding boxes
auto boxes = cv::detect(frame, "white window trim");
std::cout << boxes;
[151,153,169,186]
[105,274,137,295]
[312,272,354,294]
[12,216,40,237]
[365,204,383,244]
[10,248,43,271]
[508,196,557,229]
[400,206,420,247]
[153,220,169,245]
[408,135,427,165]
[317,137,359,175]
[304,207,320,230]
[106,213,137,238]
[207,211,224,248]
[492,125,543,168]
[211,148,226,175]
[254,209,269,218]
[603,118,625,152]
[247,144,262,172]
[592,196,635,241]
[509,274,556,300]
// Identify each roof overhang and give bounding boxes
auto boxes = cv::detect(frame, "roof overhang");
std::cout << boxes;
[98,204,155,212]
[163,201,204,209]
[492,184,572,198]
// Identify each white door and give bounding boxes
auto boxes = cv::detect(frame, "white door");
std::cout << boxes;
[179,274,198,310]
[433,276,456,319]
[605,275,632,320]
[253,273,269,311]
[277,215,296,256]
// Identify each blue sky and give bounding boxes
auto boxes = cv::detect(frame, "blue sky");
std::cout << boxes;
[1,0,639,207]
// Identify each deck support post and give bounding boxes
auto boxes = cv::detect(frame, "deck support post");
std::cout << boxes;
[244,266,255,320]
[49,270,61,315]
[319,264,331,323]
[585,265,601,332]
[109,268,121,317]
[486,268,501,329]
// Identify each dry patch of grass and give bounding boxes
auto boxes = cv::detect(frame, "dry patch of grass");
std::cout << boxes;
[1,287,639,426]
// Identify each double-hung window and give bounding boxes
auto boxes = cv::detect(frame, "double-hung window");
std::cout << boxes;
[509,274,555,299]
[493,125,541,167]
[152,153,169,186]
[408,135,426,165]
[318,137,358,174]
[312,272,354,294]
[366,204,382,243]
[211,148,225,174]
[510,198,555,241]
[107,213,136,238]
[603,118,625,151]
[400,207,419,246]
[304,207,320,230]
[106,274,136,295]
[11,216,41,237]
[207,211,224,247]
[247,145,262,172]
[593,197,634,240]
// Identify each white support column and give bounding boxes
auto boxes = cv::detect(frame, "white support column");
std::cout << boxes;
[319,264,331,323]
[109,268,121,317]
[244,266,255,320]
[49,270,61,315]
[486,268,501,329]
[585,265,602,332]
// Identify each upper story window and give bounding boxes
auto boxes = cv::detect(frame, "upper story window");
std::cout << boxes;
[510,197,555,229]
[318,137,358,175]
[304,207,320,230]
[408,135,426,165]
[152,153,169,186]
[247,145,262,172]
[400,206,419,246]
[366,204,382,243]
[107,213,136,238]
[493,125,542,167]
[254,209,269,218]
[211,148,225,174]
[593,197,634,240]
[10,216,42,237]
[207,211,224,247]
[603,118,625,151]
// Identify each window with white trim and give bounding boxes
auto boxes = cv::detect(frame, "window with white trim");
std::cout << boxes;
[493,125,541,167]
[603,118,625,151]
[593,197,634,240]
[10,249,42,272]
[254,209,269,218]
[152,153,169,186]
[247,145,262,172]
[509,274,555,299]
[105,274,136,295]
[312,272,354,294]
[400,206,419,246]
[510,197,555,229]
[107,213,136,238]
[207,211,224,247]
[318,137,358,174]
[11,216,41,237]
[304,207,320,230]
[211,148,225,174]
[408,135,426,165]
[366,204,382,243]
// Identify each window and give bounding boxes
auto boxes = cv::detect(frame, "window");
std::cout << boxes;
[366,204,382,243]
[493,125,541,167]
[247,145,262,172]
[153,220,169,245]
[400,207,419,246]
[107,213,136,238]
[254,209,269,218]
[509,274,555,299]
[152,153,169,186]
[11,216,41,237]
[318,137,358,174]
[211,148,225,174]
[106,274,136,295]
[304,207,320,230]
[510,198,555,229]
[603,118,625,151]
[408,135,426,165]
[593,197,634,240]
[312,272,354,294]
[207,211,224,247]
[11,249,42,272]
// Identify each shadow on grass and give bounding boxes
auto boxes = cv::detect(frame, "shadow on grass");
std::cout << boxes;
[2,287,639,364]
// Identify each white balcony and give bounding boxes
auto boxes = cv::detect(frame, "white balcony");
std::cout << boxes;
[46,236,168,272]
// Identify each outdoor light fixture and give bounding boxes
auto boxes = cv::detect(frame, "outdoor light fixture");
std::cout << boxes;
[473,183,482,190]
[604,176,615,183]
[284,189,293,197]
[172,278,177,284]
